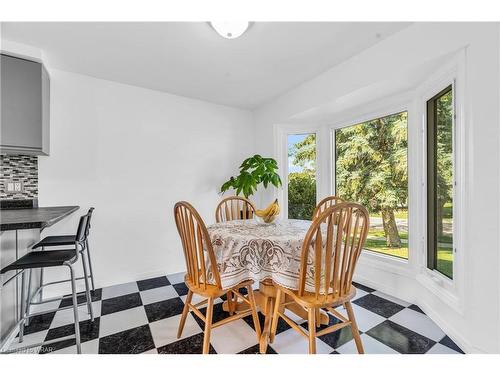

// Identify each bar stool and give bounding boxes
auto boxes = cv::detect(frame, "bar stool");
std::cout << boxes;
[27,208,96,321]
[0,214,91,354]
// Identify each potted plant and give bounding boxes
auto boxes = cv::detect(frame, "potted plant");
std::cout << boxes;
[220,154,282,198]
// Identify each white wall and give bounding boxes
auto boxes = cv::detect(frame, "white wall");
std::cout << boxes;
[38,69,254,292]
[253,23,500,353]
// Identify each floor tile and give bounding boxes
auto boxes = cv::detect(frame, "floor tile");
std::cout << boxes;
[408,304,425,314]
[270,327,333,354]
[99,324,155,354]
[8,330,47,354]
[149,314,202,348]
[352,281,375,293]
[336,333,399,354]
[353,294,405,318]
[172,282,189,296]
[49,339,99,354]
[372,290,411,307]
[157,332,216,354]
[389,308,445,342]
[100,292,142,315]
[335,303,386,332]
[43,317,100,353]
[144,297,185,323]
[99,306,148,337]
[166,272,185,285]
[302,314,356,349]
[59,288,102,308]
[137,276,170,291]
[366,320,436,354]
[427,342,462,354]
[439,335,464,353]
[141,348,158,354]
[190,300,232,330]
[351,288,368,301]
[101,282,139,300]
[50,301,101,329]
[238,344,277,354]
[21,311,55,335]
[29,300,61,315]
[140,285,178,305]
[18,272,454,356]
[209,319,260,354]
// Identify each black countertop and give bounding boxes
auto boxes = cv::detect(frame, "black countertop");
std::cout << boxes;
[0,206,80,231]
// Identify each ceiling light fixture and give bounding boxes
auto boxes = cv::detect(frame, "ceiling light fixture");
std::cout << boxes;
[210,21,249,39]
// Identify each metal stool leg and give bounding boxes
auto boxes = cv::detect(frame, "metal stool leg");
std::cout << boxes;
[25,268,33,326]
[80,249,94,321]
[18,270,27,343]
[39,246,45,302]
[68,264,81,354]
[85,239,96,292]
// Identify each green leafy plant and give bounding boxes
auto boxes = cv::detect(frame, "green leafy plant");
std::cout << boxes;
[220,154,282,198]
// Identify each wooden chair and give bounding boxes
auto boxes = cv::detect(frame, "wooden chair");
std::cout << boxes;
[174,201,261,354]
[269,202,369,354]
[312,195,344,220]
[215,196,256,223]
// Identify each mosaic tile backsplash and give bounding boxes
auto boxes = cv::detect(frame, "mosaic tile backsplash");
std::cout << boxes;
[0,154,38,199]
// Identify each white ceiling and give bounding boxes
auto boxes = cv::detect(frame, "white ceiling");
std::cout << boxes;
[1,22,411,109]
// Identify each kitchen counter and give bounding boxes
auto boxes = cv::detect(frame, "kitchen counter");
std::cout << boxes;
[0,206,80,231]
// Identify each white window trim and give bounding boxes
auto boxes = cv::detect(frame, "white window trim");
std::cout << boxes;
[415,50,466,314]
[273,50,466,315]
[327,93,418,278]
[274,123,323,220]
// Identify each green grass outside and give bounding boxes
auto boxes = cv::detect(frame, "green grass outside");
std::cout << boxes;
[365,208,453,278]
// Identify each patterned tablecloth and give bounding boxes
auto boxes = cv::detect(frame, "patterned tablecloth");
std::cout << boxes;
[206,219,313,291]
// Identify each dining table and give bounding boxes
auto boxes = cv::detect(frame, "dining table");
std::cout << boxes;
[206,218,331,354]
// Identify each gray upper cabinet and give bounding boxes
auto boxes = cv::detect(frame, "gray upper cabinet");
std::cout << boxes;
[1,54,50,155]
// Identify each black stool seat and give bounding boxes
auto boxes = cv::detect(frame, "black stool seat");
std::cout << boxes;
[33,235,76,248]
[1,250,77,274]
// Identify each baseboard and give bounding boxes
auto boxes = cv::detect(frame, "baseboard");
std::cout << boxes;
[417,299,476,353]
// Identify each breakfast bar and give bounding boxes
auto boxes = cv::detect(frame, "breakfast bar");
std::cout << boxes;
[0,204,79,349]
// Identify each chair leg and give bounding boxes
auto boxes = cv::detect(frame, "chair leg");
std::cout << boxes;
[68,264,82,354]
[226,291,234,315]
[345,301,364,354]
[269,288,282,343]
[177,290,193,339]
[80,249,94,321]
[203,297,214,354]
[307,307,317,354]
[18,271,27,343]
[247,285,261,340]
[85,239,96,292]
[315,308,321,327]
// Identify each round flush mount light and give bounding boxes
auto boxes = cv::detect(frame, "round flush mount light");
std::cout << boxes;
[210,21,249,39]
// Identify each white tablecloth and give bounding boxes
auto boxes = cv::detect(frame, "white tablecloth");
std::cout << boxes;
[206,219,313,291]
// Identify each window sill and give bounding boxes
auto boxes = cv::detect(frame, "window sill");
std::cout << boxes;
[358,249,414,278]
[416,271,464,315]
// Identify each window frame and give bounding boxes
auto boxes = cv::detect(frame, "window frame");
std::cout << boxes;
[417,52,465,312]
[274,123,323,221]
[329,104,412,263]
[285,131,319,220]
[426,84,455,279]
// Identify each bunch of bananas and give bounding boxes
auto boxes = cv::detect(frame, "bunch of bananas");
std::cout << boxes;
[256,199,280,223]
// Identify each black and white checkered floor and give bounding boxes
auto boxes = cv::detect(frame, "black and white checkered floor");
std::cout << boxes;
[8,273,465,354]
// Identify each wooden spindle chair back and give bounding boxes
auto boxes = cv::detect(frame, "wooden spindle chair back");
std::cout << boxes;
[215,196,256,222]
[298,202,369,304]
[174,201,222,291]
[312,196,344,220]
